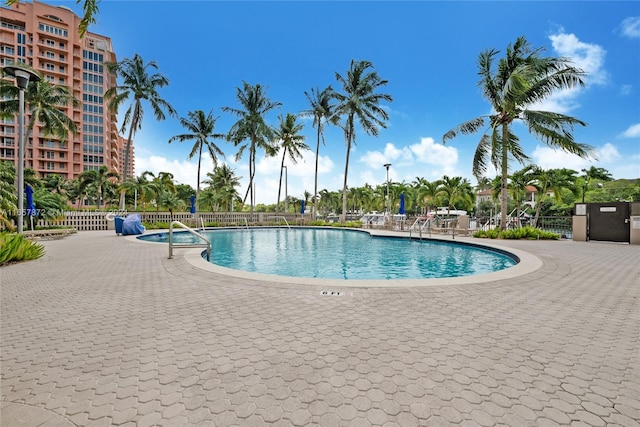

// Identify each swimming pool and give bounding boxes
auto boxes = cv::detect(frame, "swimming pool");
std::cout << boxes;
[139,228,518,280]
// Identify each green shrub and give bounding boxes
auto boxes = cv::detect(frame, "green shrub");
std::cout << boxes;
[0,233,46,265]
[473,226,559,240]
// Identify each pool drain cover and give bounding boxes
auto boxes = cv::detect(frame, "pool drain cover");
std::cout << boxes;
[321,290,348,296]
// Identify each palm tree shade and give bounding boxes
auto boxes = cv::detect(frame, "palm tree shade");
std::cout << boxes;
[443,36,590,230]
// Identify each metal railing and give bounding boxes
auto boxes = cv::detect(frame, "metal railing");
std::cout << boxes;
[168,220,211,261]
[265,216,290,229]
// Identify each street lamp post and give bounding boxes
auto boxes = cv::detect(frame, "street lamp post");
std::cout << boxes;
[384,163,391,214]
[3,65,40,234]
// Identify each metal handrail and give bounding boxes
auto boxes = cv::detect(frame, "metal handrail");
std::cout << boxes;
[265,216,290,229]
[242,218,249,229]
[168,220,211,261]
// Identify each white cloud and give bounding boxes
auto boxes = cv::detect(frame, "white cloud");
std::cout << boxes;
[136,155,208,189]
[531,31,607,114]
[593,143,621,163]
[355,137,461,185]
[619,16,640,38]
[621,123,640,138]
[531,146,592,170]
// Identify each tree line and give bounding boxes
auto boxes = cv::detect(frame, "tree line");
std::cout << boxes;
[3,34,639,231]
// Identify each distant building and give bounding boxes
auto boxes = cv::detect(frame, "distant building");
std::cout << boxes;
[0,0,131,180]
[476,185,540,208]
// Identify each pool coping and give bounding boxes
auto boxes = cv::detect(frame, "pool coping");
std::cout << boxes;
[131,227,543,288]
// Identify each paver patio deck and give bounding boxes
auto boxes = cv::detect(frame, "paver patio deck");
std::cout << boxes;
[1,230,639,426]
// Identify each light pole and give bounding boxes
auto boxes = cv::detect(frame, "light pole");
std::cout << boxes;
[284,165,288,213]
[4,65,40,234]
[384,163,391,214]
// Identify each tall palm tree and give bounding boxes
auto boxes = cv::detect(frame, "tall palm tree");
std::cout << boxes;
[1,74,79,142]
[273,113,308,212]
[443,36,591,229]
[334,60,392,223]
[223,82,281,213]
[105,54,176,208]
[302,86,339,219]
[78,166,119,208]
[168,110,226,204]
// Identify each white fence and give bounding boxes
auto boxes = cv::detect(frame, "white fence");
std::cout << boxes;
[38,211,311,231]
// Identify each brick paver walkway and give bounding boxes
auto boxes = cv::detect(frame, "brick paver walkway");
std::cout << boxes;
[1,230,639,426]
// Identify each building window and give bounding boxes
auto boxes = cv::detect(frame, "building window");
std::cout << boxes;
[46,161,55,170]
[17,33,26,44]
[45,51,55,59]
[39,23,68,37]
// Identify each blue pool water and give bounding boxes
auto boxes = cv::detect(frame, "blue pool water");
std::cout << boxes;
[139,228,517,280]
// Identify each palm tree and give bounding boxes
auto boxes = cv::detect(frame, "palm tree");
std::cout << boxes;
[223,82,281,213]
[168,110,226,204]
[302,86,339,219]
[0,161,17,229]
[580,166,613,203]
[142,171,176,221]
[44,174,67,196]
[202,164,242,212]
[530,167,577,227]
[413,177,442,215]
[1,74,79,142]
[443,36,590,230]
[509,166,536,227]
[159,191,185,221]
[78,166,119,208]
[334,60,392,223]
[105,54,176,208]
[437,176,475,216]
[273,113,308,212]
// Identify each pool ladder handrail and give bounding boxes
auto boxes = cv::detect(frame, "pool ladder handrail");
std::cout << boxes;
[409,216,433,239]
[265,215,290,229]
[168,220,211,261]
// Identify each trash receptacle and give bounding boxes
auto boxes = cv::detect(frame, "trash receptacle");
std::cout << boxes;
[114,216,124,235]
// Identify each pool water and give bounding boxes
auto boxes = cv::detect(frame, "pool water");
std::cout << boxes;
[140,228,517,280]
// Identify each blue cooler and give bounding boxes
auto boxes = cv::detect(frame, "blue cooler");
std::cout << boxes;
[114,216,124,235]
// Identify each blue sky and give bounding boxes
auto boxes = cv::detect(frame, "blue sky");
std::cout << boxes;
[63,0,639,204]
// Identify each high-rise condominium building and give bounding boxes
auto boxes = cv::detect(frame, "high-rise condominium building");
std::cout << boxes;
[0,0,131,180]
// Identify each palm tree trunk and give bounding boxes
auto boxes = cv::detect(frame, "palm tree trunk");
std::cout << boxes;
[276,150,286,214]
[119,116,137,210]
[500,125,509,230]
[313,125,321,220]
[341,128,352,224]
